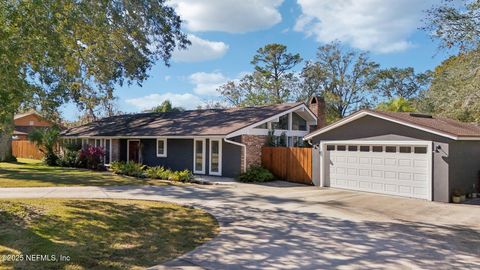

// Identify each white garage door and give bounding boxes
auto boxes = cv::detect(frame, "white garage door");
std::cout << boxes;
[325,143,431,200]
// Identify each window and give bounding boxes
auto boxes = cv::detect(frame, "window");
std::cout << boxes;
[293,137,304,147]
[385,146,397,153]
[29,120,34,126]
[336,145,346,151]
[156,138,167,157]
[209,139,222,175]
[292,112,307,131]
[104,139,111,164]
[327,145,335,151]
[360,146,370,152]
[271,114,288,130]
[414,146,427,154]
[254,123,268,129]
[372,146,383,152]
[399,146,411,153]
[348,145,358,151]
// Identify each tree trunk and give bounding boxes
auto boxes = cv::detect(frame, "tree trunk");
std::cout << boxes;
[0,111,15,161]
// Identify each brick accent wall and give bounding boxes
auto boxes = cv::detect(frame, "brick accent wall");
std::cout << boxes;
[111,139,120,162]
[308,96,326,129]
[240,135,268,172]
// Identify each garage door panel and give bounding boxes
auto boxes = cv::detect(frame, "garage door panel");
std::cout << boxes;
[327,143,430,200]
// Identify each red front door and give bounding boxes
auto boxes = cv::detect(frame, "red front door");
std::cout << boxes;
[128,140,140,163]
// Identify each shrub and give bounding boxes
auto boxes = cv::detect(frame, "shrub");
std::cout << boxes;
[145,166,168,179]
[146,166,193,182]
[238,166,274,183]
[110,161,145,177]
[57,142,82,167]
[176,169,194,181]
[78,146,105,170]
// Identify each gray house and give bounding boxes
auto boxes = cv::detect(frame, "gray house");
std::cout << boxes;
[304,110,480,202]
[61,102,320,178]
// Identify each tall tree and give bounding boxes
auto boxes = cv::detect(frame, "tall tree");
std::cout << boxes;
[376,97,416,113]
[0,0,189,160]
[151,100,184,113]
[420,49,480,122]
[374,67,432,99]
[300,42,380,119]
[423,0,480,51]
[218,43,301,107]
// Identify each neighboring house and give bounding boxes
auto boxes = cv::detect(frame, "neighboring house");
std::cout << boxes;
[13,111,54,140]
[61,99,322,177]
[304,110,480,203]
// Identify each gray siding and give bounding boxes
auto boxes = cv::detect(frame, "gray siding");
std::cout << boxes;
[449,141,480,196]
[309,115,455,202]
[117,138,242,178]
[141,139,194,171]
[222,140,242,178]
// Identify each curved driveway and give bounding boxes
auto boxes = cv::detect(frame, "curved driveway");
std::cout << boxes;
[1,182,479,270]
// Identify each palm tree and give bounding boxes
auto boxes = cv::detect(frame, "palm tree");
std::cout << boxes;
[28,127,60,165]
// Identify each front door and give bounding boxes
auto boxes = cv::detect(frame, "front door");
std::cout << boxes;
[128,140,140,163]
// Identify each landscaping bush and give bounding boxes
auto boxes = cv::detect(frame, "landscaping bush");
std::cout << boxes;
[146,166,193,182]
[57,142,82,167]
[238,165,274,183]
[78,146,105,170]
[110,161,146,177]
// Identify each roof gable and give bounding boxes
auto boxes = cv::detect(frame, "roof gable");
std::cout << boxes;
[304,110,480,141]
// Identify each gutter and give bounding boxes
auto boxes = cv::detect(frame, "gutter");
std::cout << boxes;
[223,137,246,173]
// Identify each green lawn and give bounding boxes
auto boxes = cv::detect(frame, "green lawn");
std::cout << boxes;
[0,199,219,270]
[0,159,171,187]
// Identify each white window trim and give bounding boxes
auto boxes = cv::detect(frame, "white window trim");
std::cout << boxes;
[156,138,167,157]
[104,138,112,165]
[127,139,140,162]
[209,139,222,176]
[193,138,206,174]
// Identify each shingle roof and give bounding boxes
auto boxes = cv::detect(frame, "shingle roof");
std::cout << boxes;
[61,103,305,137]
[305,109,480,140]
[370,110,480,138]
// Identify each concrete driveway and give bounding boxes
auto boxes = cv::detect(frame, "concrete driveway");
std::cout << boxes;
[1,182,479,269]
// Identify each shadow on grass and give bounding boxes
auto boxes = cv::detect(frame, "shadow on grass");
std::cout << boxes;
[0,161,163,187]
[0,199,218,270]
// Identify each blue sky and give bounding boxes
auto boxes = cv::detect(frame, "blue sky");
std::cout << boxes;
[63,0,452,120]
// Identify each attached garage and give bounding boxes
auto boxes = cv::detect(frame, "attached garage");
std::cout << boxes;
[324,142,431,200]
[305,110,480,202]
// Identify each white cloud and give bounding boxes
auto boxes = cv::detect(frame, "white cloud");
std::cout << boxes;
[173,34,229,62]
[125,93,204,110]
[188,72,229,96]
[164,75,171,81]
[294,0,436,53]
[170,0,283,33]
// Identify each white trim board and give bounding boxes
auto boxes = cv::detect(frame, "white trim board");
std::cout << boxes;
[304,110,480,141]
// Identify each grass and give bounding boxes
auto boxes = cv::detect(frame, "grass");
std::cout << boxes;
[0,199,219,270]
[0,159,174,187]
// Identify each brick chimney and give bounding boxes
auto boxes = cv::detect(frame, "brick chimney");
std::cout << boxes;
[308,96,326,129]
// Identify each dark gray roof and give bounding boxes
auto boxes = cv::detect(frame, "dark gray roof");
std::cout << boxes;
[62,103,305,137]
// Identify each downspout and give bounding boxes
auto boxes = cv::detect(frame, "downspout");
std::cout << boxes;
[224,137,247,173]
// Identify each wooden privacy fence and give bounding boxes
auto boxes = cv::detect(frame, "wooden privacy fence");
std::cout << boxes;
[12,140,44,160]
[261,147,312,185]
